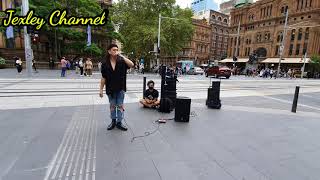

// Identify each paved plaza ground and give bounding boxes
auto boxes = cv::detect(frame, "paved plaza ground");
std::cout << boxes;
[0,69,320,180]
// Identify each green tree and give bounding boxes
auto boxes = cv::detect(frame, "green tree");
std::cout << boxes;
[310,54,320,72]
[111,0,194,67]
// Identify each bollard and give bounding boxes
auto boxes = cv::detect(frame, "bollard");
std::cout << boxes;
[143,76,146,98]
[291,86,300,113]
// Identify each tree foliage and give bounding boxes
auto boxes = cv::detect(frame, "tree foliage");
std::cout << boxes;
[310,54,320,71]
[111,0,194,61]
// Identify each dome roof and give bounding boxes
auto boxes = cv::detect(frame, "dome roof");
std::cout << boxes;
[234,0,253,8]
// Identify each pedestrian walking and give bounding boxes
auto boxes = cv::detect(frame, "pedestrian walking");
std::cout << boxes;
[79,58,84,76]
[270,69,274,79]
[50,57,55,69]
[287,69,292,79]
[32,59,38,73]
[98,61,102,72]
[75,60,79,74]
[140,63,144,74]
[49,57,52,69]
[99,44,134,131]
[15,56,23,74]
[60,57,67,77]
[85,58,93,77]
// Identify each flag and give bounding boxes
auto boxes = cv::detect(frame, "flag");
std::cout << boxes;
[6,26,14,39]
[6,1,14,39]
[87,25,92,46]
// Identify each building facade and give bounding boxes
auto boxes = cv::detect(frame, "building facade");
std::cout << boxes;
[191,0,219,16]
[196,10,230,60]
[219,0,237,15]
[161,18,212,66]
[228,0,320,61]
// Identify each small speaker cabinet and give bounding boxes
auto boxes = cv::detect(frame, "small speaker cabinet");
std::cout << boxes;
[206,81,222,109]
[175,97,191,122]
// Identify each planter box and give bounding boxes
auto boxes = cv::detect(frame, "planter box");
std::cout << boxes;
[0,64,6,69]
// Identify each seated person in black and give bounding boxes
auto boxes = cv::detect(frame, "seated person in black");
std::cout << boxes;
[140,80,160,108]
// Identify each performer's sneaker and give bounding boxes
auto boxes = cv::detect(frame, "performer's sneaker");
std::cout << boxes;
[107,119,116,130]
[116,122,128,131]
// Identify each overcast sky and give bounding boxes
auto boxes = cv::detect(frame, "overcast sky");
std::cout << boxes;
[175,0,224,8]
[113,0,225,9]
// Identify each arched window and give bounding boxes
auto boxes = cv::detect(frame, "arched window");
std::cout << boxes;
[212,15,216,19]
[223,19,227,23]
[305,28,309,40]
[277,32,282,42]
[298,28,303,40]
[291,29,296,41]
[218,17,222,21]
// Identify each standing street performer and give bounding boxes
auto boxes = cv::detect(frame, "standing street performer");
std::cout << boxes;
[99,44,134,131]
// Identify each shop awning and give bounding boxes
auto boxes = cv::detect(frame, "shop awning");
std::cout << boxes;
[219,58,249,63]
[261,58,311,64]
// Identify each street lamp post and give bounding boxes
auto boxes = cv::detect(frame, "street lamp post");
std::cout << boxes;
[157,14,161,66]
[301,52,307,79]
[157,14,184,67]
[22,0,33,78]
[277,10,289,78]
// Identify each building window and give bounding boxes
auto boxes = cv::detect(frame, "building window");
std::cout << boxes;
[305,28,309,40]
[218,17,222,21]
[224,19,227,23]
[295,44,300,55]
[298,28,303,40]
[303,43,308,54]
[275,45,279,55]
[277,32,283,42]
[289,44,293,55]
[291,29,296,41]
[212,15,216,19]
[305,0,308,8]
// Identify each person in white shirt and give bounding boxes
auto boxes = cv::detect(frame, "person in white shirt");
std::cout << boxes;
[15,57,23,74]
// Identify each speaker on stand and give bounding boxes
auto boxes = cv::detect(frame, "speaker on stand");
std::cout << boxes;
[206,78,222,109]
[159,66,178,113]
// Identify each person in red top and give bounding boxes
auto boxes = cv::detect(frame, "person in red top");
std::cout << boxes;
[60,57,67,77]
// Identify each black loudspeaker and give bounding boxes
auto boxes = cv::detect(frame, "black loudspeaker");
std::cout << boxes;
[160,65,177,112]
[206,81,222,109]
[175,97,191,122]
[159,98,173,113]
